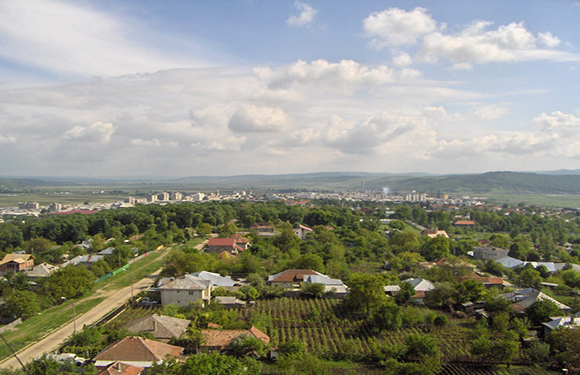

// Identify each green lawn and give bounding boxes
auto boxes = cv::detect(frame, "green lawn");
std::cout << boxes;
[0,297,104,361]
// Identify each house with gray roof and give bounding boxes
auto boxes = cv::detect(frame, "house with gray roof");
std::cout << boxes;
[501,288,571,314]
[124,314,190,341]
[190,271,237,289]
[157,274,211,307]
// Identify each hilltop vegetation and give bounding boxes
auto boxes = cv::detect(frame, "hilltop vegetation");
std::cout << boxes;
[3,171,580,195]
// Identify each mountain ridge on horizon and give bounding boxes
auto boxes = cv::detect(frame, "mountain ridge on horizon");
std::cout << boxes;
[3,170,580,195]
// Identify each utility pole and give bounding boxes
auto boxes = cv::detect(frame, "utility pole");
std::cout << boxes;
[0,331,29,374]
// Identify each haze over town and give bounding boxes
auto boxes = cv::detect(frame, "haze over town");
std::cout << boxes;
[0,0,579,178]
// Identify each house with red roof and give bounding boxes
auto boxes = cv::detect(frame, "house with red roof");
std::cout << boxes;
[93,336,183,369]
[267,269,321,288]
[205,238,244,255]
[293,225,313,240]
[96,362,144,375]
[200,326,270,352]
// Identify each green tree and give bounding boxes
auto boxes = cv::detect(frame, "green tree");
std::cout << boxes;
[371,300,402,331]
[526,299,561,326]
[2,290,41,318]
[394,282,415,305]
[344,273,387,315]
[517,266,542,288]
[278,338,306,357]
[300,283,325,298]
[41,266,95,303]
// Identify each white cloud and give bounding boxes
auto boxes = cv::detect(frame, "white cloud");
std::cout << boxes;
[287,1,318,27]
[538,32,561,48]
[130,138,178,148]
[363,7,437,48]
[472,104,509,120]
[63,122,116,143]
[254,59,420,90]
[392,51,413,67]
[228,106,291,133]
[532,111,580,134]
[418,21,577,68]
[362,8,579,68]
[0,135,16,144]
[0,0,198,79]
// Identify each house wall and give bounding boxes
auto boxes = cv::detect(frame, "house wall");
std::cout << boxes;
[160,288,210,306]
[206,245,235,254]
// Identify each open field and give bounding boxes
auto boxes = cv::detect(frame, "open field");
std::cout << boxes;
[0,193,127,207]
[485,193,580,208]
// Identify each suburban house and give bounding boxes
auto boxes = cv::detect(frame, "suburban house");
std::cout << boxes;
[93,336,183,369]
[205,238,244,256]
[420,228,449,238]
[213,296,247,309]
[473,246,510,261]
[267,269,321,288]
[418,257,477,270]
[190,271,237,290]
[124,314,191,342]
[96,361,144,375]
[229,233,250,250]
[453,220,475,228]
[385,277,436,303]
[0,254,35,275]
[542,314,580,336]
[501,288,571,314]
[293,225,313,240]
[249,222,276,236]
[157,274,211,307]
[303,274,348,296]
[200,326,270,352]
[24,262,59,280]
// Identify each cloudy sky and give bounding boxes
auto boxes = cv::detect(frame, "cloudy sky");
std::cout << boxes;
[0,0,579,178]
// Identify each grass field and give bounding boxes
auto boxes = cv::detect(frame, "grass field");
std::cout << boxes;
[0,297,105,361]
[485,193,580,208]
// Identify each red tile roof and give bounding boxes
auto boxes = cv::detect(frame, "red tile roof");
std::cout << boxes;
[93,336,183,363]
[268,269,319,283]
[97,362,144,375]
[207,238,236,247]
[201,326,270,350]
[51,209,100,215]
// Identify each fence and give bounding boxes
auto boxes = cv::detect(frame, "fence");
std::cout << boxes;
[95,246,163,283]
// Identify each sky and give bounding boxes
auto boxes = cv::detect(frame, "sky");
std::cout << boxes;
[0,0,579,178]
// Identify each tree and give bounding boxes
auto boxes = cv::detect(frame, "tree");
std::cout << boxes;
[278,338,306,357]
[2,290,41,318]
[149,353,260,375]
[344,273,387,315]
[26,354,60,375]
[517,266,542,288]
[527,299,561,326]
[371,300,402,331]
[489,233,510,248]
[389,231,420,254]
[41,265,95,303]
[228,334,268,357]
[394,282,415,305]
[549,326,580,368]
[300,283,325,298]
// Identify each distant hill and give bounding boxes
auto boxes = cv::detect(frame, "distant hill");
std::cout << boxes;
[2,171,580,195]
